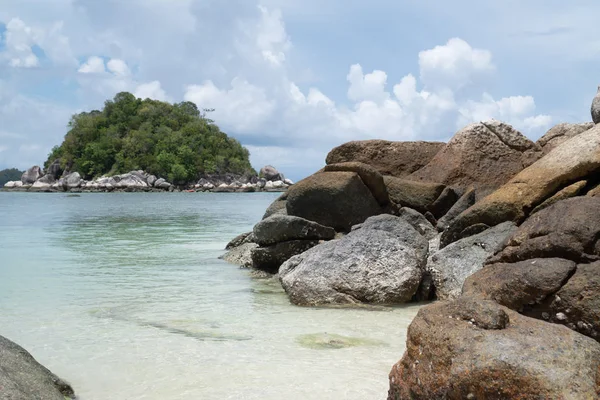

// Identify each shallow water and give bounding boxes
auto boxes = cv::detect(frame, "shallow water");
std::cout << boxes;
[0,192,421,399]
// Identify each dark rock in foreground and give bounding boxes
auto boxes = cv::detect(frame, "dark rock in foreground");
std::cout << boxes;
[253,215,335,246]
[0,334,76,400]
[388,297,600,400]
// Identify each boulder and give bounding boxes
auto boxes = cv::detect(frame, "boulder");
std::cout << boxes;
[441,124,600,247]
[463,258,577,313]
[428,221,517,300]
[436,187,476,231]
[3,181,16,188]
[325,140,445,177]
[36,174,56,184]
[489,197,600,264]
[225,232,254,250]
[383,176,445,214]
[592,85,600,124]
[153,178,171,189]
[537,122,594,154]
[220,243,258,268]
[63,172,82,189]
[251,240,319,274]
[279,215,428,306]
[409,120,542,192]
[253,215,335,246]
[388,297,600,400]
[260,165,284,181]
[31,180,51,190]
[147,175,157,187]
[262,193,288,219]
[530,179,587,214]
[426,186,459,219]
[396,208,437,240]
[323,162,389,205]
[286,171,382,232]
[0,334,76,400]
[46,159,63,179]
[21,166,43,184]
[283,178,294,185]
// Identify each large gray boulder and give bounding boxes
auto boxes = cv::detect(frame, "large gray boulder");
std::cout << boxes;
[251,240,319,274]
[0,335,76,399]
[279,215,428,306]
[286,171,382,232]
[63,172,82,189]
[428,221,517,300]
[21,166,43,184]
[45,160,63,180]
[253,215,335,246]
[592,85,600,124]
[259,165,284,181]
[220,243,258,268]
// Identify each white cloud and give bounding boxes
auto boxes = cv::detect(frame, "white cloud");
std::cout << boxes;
[419,38,494,90]
[347,64,389,103]
[134,81,169,101]
[107,58,131,77]
[78,56,106,73]
[184,78,276,133]
[256,6,291,66]
[3,18,39,67]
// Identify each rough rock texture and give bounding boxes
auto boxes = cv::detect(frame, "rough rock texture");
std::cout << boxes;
[397,208,437,240]
[279,215,428,306]
[0,335,76,400]
[463,258,577,313]
[251,240,319,274]
[537,122,594,154]
[441,124,600,247]
[219,242,258,268]
[21,166,43,184]
[409,120,542,192]
[489,197,600,264]
[253,215,335,246]
[63,172,82,189]
[388,298,600,400]
[530,179,587,214]
[262,193,288,219]
[260,165,284,181]
[383,176,446,215]
[45,160,63,180]
[592,86,600,124]
[436,187,476,231]
[286,171,382,232]
[588,184,600,197]
[323,162,389,205]
[225,232,253,250]
[428,222,517,300]
[426,186,459,219]
[325,140,444,177]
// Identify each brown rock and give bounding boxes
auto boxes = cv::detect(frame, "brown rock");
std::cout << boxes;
[530,180,587,215]
[463,258,577,312]
[286,171,382,232]
[537,122,594,154]
[436,187,476,231]
[409,120,542,192]
[323,162,389,205]
[489,197,600,264]
[388,297,600,400]
[441,124,600,247]
[426,186,459,219]
[383,176,445,214]
[325,140,444,177]
[588,185,600,197]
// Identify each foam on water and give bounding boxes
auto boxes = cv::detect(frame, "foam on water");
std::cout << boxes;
[0,192,421,399]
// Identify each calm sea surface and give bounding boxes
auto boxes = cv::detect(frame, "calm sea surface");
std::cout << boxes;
[0,192,420,399]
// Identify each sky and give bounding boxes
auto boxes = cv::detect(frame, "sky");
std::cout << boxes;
[0,0,599,180]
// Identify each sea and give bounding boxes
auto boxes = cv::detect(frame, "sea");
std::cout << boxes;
[0,192,420,399]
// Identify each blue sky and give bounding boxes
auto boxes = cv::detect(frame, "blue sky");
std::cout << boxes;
[0,0,598,180]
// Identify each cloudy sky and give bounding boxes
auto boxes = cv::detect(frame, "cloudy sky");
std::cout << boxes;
[0,0,598,180]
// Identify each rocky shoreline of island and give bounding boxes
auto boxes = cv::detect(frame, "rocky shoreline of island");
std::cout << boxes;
[1,164,293,193]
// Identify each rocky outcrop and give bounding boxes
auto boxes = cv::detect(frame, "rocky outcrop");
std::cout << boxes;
[45,159,63,180]
[325,140,444,177]
[323,162,389,206]
[427,222,516,300]
[396,207,437,240]
[251,240,319,274]
[21,166,43,184]
[383,176,449,216]
[253,215,335,246]
[436,186,476,231]
[536,122,594,154]
[592,86,600,124]
[259,165,284,181]
[286,171,382,232]
[279,215,428,306]
[0,334,76,400]
[388,297,600,400]
[441,124,600,247]
[409,120,542,193]
[220,243,258,268]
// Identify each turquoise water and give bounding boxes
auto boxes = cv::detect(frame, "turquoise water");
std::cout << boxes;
[0,192,420,399]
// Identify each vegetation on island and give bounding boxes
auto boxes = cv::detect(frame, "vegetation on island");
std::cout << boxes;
[0,168,23,187]
[45,92,255,183]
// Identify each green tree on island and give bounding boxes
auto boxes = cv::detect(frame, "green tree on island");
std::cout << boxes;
[45,92,255,184]
[0,168,24,187]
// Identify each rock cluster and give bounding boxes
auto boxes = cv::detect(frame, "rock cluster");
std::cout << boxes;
[221,107,600,398]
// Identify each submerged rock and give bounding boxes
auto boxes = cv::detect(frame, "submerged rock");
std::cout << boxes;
[296,333,387,349]
[0,334,76,400]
